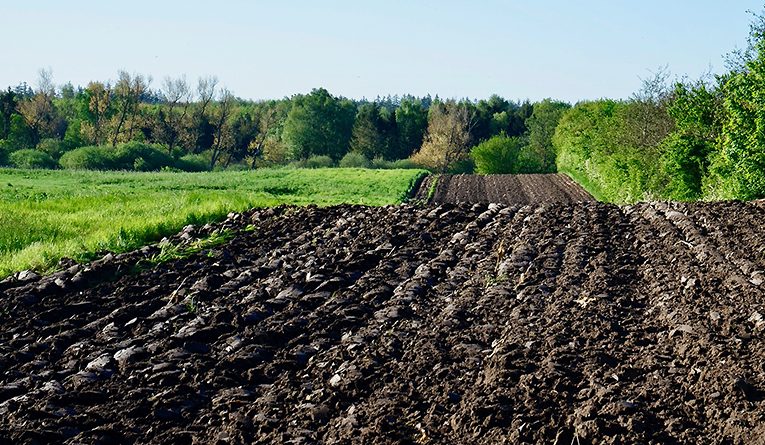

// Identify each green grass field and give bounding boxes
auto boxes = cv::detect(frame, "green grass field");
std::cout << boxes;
[0,168,425,279]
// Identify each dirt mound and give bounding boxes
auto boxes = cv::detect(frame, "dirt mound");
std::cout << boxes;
[413,174,594,205]
[1,201,765,444]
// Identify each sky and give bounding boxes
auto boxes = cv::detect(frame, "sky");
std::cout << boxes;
[1,1,762,102]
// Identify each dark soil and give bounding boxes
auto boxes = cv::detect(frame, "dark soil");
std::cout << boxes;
[1,200,764,444]
[413,174,594,205]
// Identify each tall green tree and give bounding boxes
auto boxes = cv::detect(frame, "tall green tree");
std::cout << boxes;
[659,79,722,200]
[474,94,510,142]
[394,97,427,159]
[282,88,355,161]
[525,99,571,172]
[350,102,385,159]
[716,47,765,199]
[0,88,18,140]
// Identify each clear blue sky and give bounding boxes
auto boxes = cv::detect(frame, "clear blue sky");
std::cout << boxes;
[2,1,761,102]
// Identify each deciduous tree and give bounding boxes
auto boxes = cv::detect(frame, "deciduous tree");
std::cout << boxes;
[282,88,355,161]
[111,71,150,145]
[412,100,477,172]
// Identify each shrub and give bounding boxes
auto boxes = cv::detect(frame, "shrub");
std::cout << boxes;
[175,153,210,172]
[339,152,370,168]
[659,134,712,200]
[370,157,425,170]
[59,142,174,171]
[9,149,57,169]
[391,159,423,169]
[515,144,550,173]
[133,157,148,172]
[113,141,173,171]
[553,100,666,203]
[224,162,250,171]
[448,158,475,174]
[37,138,68,159]
[304,155,334,169]
[370,157,394,169]
[59,146,115,170]
[471,134,525,174]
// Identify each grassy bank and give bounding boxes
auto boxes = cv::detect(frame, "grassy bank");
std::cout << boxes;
[0,168,425,278]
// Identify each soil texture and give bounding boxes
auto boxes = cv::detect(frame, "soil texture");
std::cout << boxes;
[1,200,764,444]
[413,174,594,205]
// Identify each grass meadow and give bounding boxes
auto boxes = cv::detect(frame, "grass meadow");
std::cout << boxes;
[0,168,425,279]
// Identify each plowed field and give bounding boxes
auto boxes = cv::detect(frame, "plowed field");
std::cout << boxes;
[414,174,594,204]
[1,200,764,444]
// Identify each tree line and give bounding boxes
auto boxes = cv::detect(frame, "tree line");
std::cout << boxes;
[0,72,554,172]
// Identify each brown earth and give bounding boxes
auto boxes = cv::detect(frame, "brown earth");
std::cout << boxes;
[1,200,764,444]
[413,174,594,205]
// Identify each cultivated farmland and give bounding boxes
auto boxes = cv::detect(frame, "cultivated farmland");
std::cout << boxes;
[415,174,594,205]
[1,178,763,443]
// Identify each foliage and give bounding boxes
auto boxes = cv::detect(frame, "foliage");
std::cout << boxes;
[559,13,765,202]
[59,146,115,170]
[282,88,355,161]
[474,95,532,141]
[59,142,172,171]
[112,141,173,171]
[554,100,654,202]
[7,114,33,149]
[37,138,68,159]
[303,155,335,169]
[448,158,475,174]
[659,133,713,200]
[146,229,233,266]
[176,153,211,172]
[0,168,425,278]
[412,100,477,172]
[0,140,11,166]
[9,149,57,169]
[339,151,370,168]
[350,103,387,159]
[0,88,18,140]
[713,39,765,200]
[525,99,571,173]
[390,158,424,169]
[394,97,428,159]
[471,134,525,174]
[1,71,549,174]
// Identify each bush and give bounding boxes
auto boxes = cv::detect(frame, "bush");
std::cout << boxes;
[659,134,712,200]
[370,157,394,169]
[339,152,370,168]
[224,162,250,171]
[390,159,423,169]
[471,134,525,174]
[37,138,68,159]
[113,141,173,171]
[175,153,210,172]
[59,146,115,170]
[553,100,666,203]
[304,155,334,169]
[9,149,57,169]
[515,146,546,173]
[59,142,174,171]
[369,158,425,170]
